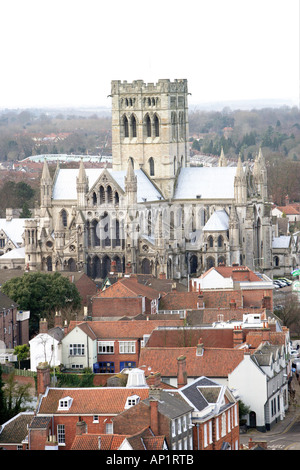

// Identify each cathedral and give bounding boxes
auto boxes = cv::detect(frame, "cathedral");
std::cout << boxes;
[23,79,273,280]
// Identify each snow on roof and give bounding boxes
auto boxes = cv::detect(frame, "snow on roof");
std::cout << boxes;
[0,219,30,245]
[52,168,163,203]
[272,236,291,249]
[0,247,25,259]
[173,167,238,200]
[203,210,229,232]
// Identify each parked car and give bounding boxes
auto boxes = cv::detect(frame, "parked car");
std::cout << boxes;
[278,278,292,286]
[290,350,300,358]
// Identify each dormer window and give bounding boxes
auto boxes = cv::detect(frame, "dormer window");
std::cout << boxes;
[58,396,73,410]
[125,395,140,409]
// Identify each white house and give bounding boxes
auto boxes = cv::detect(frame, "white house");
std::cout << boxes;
[228,343,289,432]
[29,316,64,371]
[61,321,97,371]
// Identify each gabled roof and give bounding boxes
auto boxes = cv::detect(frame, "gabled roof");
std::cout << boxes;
[174,167,238,200]
[52,168,163,203]
[178,376,234,413]
[67,319,184,340]
[37,387,150,415]
[272,236,291,249]
[139,347,245,379]
[71,433,128,451]
[0,412,34,445]
[203,210,229,232]
[95,277,161,300]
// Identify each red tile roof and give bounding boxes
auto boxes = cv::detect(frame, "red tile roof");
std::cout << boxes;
[68,319,184,339]
[71,434,128,450]
[38,387,150,415]
[96,277,161,300]
[139,347,245,379]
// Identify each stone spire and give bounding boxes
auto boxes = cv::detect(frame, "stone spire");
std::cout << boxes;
[218,148,227,167]
[76,158,89,207]
[234,155,247,204]
[40,159,52,208]
[125,158,137,199]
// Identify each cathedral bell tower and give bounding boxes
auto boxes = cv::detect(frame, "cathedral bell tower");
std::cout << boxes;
[110,79,190,199]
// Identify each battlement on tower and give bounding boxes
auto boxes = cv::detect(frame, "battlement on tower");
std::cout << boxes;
[111,79,188,95]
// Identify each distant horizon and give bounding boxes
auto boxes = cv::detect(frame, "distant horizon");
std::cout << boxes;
[0,96,299,114]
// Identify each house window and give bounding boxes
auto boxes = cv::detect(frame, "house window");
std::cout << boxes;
[57,424,65,445]
[98,341,114,354]
[203,423,208,447]
[119,341,135,354]
[99,362,114,373]
[106,422,113,434]
[209,421,213,444]
[58,397,73,410]
[125,395,140,409]
[69,344,85,356]
[93,415,99,423]
[216,417,219,440]
[172,420,176,437]
[221,413,226,436]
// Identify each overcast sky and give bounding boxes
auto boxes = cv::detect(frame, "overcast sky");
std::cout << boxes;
[0,0,299,109]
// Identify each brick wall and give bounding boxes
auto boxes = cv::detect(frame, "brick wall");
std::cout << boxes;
[91,297,143,317]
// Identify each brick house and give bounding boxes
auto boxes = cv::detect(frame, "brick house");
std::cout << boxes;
[0,291,30,352]
[60,272,98,309]
[189,265,273,311]
[70,426,168,450]
[0,412,34,450]
[91,277,161,319]
[139,345,245,388]
[29,365,151,450]
[62,318,184,374]
[26,365,191,450]
[177,376,239,450]
[113,388,194,450]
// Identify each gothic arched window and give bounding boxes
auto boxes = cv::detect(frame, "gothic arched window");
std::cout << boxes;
[154,114,159,137]
[130,115,137,138]
[218,235,224,248]
[107,186,113,204]
[99,186,105,204]
[123,115,129,138]
[145,114,151,138]
[149,157,154,176]
[208,236,213,248]
[61,210,68,228]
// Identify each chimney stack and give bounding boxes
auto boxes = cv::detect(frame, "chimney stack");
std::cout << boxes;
[196,339,204,356]
[36,362,51,395]
[39,318,48,334]
[54,311,63,328]
[149,399,159,436]
[177,355,187,388]
[233,325,244,346]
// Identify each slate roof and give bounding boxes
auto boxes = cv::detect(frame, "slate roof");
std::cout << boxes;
[0,291,19,311]
[0,412,34,444]
[144,389,193,419]
[178,376,221,411]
